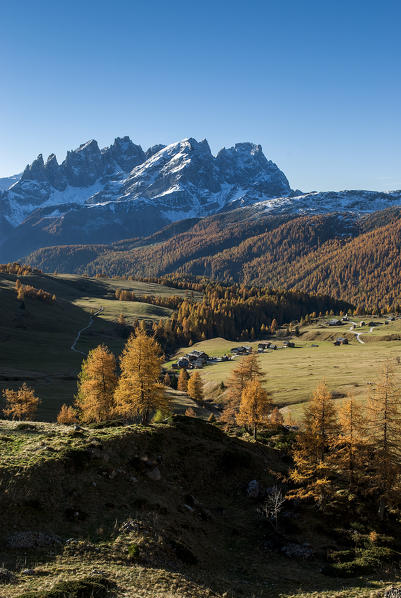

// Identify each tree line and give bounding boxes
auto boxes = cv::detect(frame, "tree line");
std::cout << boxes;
[289,363,401,519]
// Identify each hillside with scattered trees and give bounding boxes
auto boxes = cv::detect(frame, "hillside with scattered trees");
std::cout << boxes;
[25,207,401,310]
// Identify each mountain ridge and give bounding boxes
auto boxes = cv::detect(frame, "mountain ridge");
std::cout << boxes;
[0,135,294,260]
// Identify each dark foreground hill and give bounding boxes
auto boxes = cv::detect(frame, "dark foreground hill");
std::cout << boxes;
[0,417,398,597]
[26,207,401,311]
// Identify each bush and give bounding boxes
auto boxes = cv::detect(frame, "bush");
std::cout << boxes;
[127,543,140,559]
[323,545,400,577]
[152,410,168,423]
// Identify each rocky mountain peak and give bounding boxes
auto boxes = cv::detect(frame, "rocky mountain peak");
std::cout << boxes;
[145,144,166,160]
[216,142,291,196]
[21,154,46,181]
[106,136,145,173]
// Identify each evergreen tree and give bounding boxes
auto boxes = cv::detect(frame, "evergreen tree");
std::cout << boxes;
[114,332,168,424]
[366,362,401,516]
[289,381,338,506]
[270,406,284,427]
[177,368,189,392]
[222,353,264,424]
[2,383,40,420]
[163,372,172,387]
[57,404,78,425]
[75,344,117,423]
[236,379,272,438]
[187,371,204,401]
[333,395,366,491]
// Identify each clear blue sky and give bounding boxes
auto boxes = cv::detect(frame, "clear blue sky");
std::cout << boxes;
[1,0,400,191]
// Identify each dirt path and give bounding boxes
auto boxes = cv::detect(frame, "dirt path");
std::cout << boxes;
[349,322,374,344]
[71,307,103,356]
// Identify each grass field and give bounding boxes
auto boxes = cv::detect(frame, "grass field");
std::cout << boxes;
[0,272,197,420]
[168,316,401,421]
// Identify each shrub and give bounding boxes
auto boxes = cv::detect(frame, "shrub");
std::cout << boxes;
[152,410,167,423]
[127,543,140,560]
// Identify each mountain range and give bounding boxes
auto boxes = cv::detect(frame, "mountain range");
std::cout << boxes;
[1,135,401,263]
[2,135,401,310]
[0,136,293,260]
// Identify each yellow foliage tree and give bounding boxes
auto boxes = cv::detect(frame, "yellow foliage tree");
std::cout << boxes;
[177,368,189,392]
[163,372,171,387]
[187,371,204,401]
[333,394,366,491]
[222,353,264,424]
[289,381,338,506]
[57,404,78,425]
[236,379,272,438]
[270,406,284,427]
[2,383,40,420]
[75,344,117,423]
[365,362,401,516]
[114,331,168,424]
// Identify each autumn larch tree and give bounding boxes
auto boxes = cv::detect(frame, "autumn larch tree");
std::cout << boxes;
[163,372,172,387]
[75,344,117,423]
[187,371,204,402]
[270,406,284,428]
[2,383,40,420]
[57,404,78,425]
[333,394,366,491]
[236,379,272,439]
[177,368,189,392]
[114,331,168,424]
[222,353,264,424]
[289,381,338,507]
[365,362,401,517]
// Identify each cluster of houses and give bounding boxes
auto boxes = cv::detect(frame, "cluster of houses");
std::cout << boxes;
[171,339,297,370]
[328,315,349,326]
[173,350,210,370]
[230,341,295,354]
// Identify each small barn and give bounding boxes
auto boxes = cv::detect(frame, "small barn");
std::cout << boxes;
[328,319,342,326]
[283,340,295,348]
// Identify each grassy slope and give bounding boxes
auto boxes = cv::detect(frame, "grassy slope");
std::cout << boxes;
[0,417,396,598]
[168,317,401,421]
[0,273,196,420]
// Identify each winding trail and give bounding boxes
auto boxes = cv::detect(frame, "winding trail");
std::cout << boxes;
[348,322,374,344]
[71,307,103,356]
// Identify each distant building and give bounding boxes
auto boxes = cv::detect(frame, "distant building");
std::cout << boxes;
[258,342,271,351]
[177,357,190,368]
[328,319,342,326]
[334,337,348,346]
[230,346,251,355]
[282,340,295,348]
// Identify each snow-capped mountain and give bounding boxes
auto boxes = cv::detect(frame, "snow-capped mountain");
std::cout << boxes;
[250,189,401,216]
[0,173,21,191]
[0,137,291,259]
[0,134,400,262]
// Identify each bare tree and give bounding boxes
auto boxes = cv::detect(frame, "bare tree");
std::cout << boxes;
[259,485,285,530]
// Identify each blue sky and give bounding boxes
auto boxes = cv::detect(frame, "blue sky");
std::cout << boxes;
[1,0,400,191]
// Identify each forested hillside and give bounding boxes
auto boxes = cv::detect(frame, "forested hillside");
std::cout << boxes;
[25,207,401,311]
